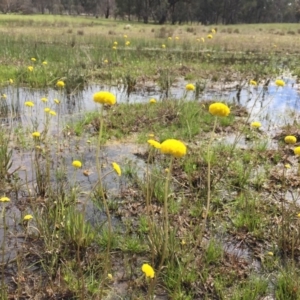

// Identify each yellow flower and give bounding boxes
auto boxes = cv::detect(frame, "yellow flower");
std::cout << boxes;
[207,34,213,39]
[285,164,291,169]
[149,98,156,104]
[209,102,230,117]
[181,239,186,245]
[297,213,300,218]
[201,37,205,42]
[148,133,155,138]
[54,99,60,104]
[275,79,285,87]
[147,139,161,149]
[162,44,166,48]
[49,110,56,116]
[186,83,195,91]
[32,132,40,138]
[41,97,48,102]
[112,162,121,176]
[42,61,47,65]
[25,101,34,107]
[113,41,118,46]
[294,146,300,156]
[168,37,172,40]
[250,80,257,86]
[123,34,128,38]
[1,94,7,99]
[72,160,82,168]
[160,139,187,158]
[9,78,13,84]
[125,41,130,46]
[250,121,261,128]
[108,273,113,280]
[211,29,216,34]
[31,58,36,62]
[56,80,65,88]
[28,66,34,72]
[196,38,200,42]
[175,36,179,40]
[267,252,274,256]
[112,46,117,50]
[141,263,155,278]
[23,214,33,221]
[44,108,50,112]
[284,135,297,144]
[104,59,108,63]
[93,91,116,106]
[0,197,10,202]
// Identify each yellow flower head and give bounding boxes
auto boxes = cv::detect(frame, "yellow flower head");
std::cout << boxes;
[275,79,285,87]
[207,34,213,39]
[49,110,56,116]
[147,139,161,149]
[201,37,205,42]
[112,162,121,176]
[211,28,216,34]
[148,133,155,138]
[294,146,300,156]
[32,132,40,138]
[285,164,291,169]
[42,61,47,65]
[108,273,113,280]
[54,99,60,104]
[9,79,13,84]
[72,160,82,168]
[28,66,34,72]
[297,213,300,218]
[175,36,179,40]
[56,80,65,88]
[113,41,118,46]
[93,91,116,106]
[168,37,172,40]
[267,251,274,256]
[284,135,297,144]
[250,80,257,86]
[1,94,7,99]
[123,34,128,38]
[44,108,50,112]
[161,44,166,48]
[125,41,130,46]
[209,102,230,117]
[149,98,156,104]
[141,263,155,278]
[23,214,33,221]
[186,83,195,91]
[31,58,36,62]
[160,139,187,158]
[0,197,10,202]
[41,97,48,102]
[112,46,117,50]
[251,121,261,128]
[104,59,108,63]
[25,101,34,107]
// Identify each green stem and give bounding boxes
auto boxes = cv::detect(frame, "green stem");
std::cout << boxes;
[97,106,112,298]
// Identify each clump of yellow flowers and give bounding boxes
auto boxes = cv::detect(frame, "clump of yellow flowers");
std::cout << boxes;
[93,91,116,106]
[141,263,155,278]
[209,102,230,117]
[284,135,297,144]
[160,139,187,158]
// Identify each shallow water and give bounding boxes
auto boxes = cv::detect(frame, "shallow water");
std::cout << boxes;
[1,77,300,129]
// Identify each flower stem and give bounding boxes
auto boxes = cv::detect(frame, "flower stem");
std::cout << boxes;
[96,106,112,298]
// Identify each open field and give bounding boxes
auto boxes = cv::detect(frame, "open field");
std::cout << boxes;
[1,15,300,299]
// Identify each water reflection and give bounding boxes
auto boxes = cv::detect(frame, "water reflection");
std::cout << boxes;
[1,78,300,128]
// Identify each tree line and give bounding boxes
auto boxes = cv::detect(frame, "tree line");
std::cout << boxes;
[1,0,300,24]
